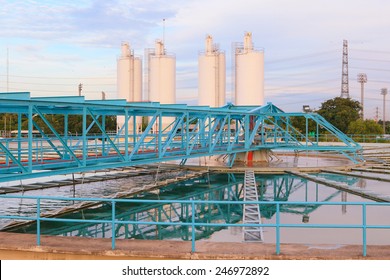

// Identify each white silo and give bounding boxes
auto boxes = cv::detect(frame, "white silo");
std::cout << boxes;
[146,40,176,132]
[148,40,176,104]
[117,42,143,133]
[198,35,226,107]
[234,32,264,106]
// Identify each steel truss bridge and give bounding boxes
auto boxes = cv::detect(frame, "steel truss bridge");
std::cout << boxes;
[0,92,362,183]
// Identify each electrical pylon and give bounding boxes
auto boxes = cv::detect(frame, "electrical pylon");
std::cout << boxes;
[340,40,350,98]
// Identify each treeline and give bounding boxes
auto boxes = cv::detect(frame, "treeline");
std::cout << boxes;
[0,113,117,135]
[291,97,387,135]
[0,97,388,136]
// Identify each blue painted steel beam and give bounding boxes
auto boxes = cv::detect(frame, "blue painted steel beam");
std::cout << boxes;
[0,92,362,183]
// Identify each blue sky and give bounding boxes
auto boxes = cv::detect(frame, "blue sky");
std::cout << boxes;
[1,0,390,119]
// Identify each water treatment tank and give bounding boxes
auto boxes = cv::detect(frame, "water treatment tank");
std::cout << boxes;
[117,42,142,102]
[146,40,176,132]
[198,35,226,107]
[234,32,264,106]
[148,40,176,104]
[117,42,142,132]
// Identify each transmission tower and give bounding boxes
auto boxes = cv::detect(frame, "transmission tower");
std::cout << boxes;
[340,40,349,98]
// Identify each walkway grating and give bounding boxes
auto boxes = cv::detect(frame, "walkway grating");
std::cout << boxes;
[243,170,264,242]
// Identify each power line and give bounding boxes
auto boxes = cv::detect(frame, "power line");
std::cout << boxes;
[266,87,340,96]
[266,58,338,71]
[266,67,338,80]
[350,66,390,73]
[266,79,338,92]
[350,48,390,55]
[0,74,115,80]
[266,49,338,64]
[3,81,115,86]
[350,57,390,64]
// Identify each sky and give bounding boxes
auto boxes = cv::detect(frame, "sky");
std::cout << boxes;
[1,0,390,119]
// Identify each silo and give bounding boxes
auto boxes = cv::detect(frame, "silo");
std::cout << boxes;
[148,40,176,104]
[147,40,176,131]
[234,33,268,163]
[198,35,226,107]
[234,32,264,106]
[117,42,143,133]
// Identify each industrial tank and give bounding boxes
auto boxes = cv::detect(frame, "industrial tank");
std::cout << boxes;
[116,42,142,133]
[198,35,226,107]
[117,42,142,102]
[234,32,264,106]
[146,40,176,132]
[147,40,176,104]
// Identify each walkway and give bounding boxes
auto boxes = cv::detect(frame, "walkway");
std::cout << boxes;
[0,232,389,260]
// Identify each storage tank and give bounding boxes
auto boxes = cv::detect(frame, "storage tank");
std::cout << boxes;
[234,32,264,106]
[146,40,176,132]
[148,40,176,104]
[117,42,142,133]
[198,35,226,107]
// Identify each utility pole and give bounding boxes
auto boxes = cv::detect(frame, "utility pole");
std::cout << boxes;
[7,47,9,92]
[162,18,166,45]
[357,73,367,119]
[375,107,379,123]
[381,88,387,134]
[340,40,349,98]
[78,83,83,96]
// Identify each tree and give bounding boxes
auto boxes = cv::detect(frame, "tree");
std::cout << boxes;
[347,119,383,135]
[290,116,317,134]
[316,97,361,133]
[377,120,390,134]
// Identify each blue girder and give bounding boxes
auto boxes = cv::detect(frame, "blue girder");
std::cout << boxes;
[0,92,362,183]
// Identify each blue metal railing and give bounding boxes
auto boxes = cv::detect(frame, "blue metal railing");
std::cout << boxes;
[1,195,389,257]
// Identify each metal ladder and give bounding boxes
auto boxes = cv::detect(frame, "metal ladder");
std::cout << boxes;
[243,170,264,242]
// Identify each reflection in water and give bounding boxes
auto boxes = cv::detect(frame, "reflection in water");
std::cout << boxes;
[357,178,367,189]
[6,174,334,240]
[9,174,244,240]
[4,172,390,245]
[342,192,347,214]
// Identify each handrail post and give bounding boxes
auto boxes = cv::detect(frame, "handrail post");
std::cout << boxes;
[191,200,196,253]
[362,204,367,257]
[276,202,280,255]
[111,200,116,250]
[37,198,41,246]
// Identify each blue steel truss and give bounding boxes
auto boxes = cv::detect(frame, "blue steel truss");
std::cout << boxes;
[0,92,362,183]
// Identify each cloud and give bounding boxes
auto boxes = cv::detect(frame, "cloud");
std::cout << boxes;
[0,0,179,47]
[1,0,390,118]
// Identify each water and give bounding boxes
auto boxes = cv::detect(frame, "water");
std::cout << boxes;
[0,169,194,228]
[317,172,390,197]
[2,171,390,246]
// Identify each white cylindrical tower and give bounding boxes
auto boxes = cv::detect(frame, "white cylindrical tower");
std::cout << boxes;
[234,32,264,106]
[198,35,226,107]
[117,42,143,133]
[147,40,176,132]
[148,40,176,104]
[117,42,142,101]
